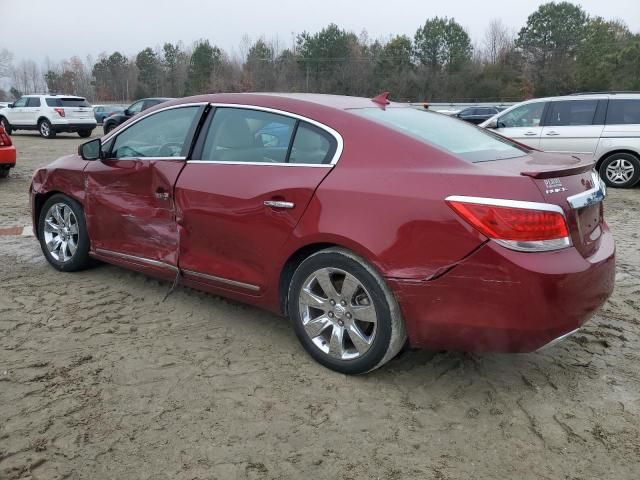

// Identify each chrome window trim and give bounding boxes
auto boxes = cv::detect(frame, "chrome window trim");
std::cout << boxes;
[94,248,179,272]
[566,170,606,210]
[188,102,344,167]
[182,269,260,292]
[445,195,566,216]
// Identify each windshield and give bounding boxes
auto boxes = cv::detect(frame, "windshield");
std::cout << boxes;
[352,107,528,162]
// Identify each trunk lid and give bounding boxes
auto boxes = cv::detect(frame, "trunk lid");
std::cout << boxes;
[480,151,605,257]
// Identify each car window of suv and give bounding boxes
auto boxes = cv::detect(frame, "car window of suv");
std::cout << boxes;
[127,101,145,115]
[606,99,640,125]
[498,102,545,128]
[289,122,337,165]
[46,98,62,107]
[26,97,41,107]
[110,106,199,159]
[13,98,28,108]
[201,107,296,163]
[547,100,598,126]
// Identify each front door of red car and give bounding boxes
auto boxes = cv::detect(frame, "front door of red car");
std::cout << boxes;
[175,106,339,293]
[84,105,204,274]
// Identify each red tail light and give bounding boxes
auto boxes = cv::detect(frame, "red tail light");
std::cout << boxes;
[54,108,65,117]
[0,127,11,146]
[446,196,571,252]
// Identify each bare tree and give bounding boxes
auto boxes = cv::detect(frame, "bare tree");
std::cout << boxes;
[0,49,13,78]
[482,19,514,64]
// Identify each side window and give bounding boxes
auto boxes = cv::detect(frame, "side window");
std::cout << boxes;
[289,123,336,165]
[498,102,545,128]
[13,97,28,108]
[127,101,144,115]
[606,100,640,125]
[46,98,62,107]
[27,97,41,107]
[201,108,295,163]
[548,100,597,126]
[110,106,199,159]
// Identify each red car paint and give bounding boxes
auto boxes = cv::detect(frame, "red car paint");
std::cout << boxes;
[0,126,16,169]
[30,93,615,352]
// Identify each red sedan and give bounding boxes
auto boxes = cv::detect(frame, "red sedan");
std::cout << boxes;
[0,125,16,178]
[30,93,615,374]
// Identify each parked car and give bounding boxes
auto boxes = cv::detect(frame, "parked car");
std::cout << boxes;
[94,105,124,124]
[480,93,640,188]
[30,93,615,374]
[102,98,173,134]
[0,94,96,139]
[454,106,505,124]
[0,124,16,178]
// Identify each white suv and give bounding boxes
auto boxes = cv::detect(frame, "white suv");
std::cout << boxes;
[0,94,97,139]
[480,93,640,188]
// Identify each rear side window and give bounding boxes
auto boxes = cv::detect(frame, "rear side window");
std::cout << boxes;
[27,97,41,107]
[498,102,545,128]
[46,98,61,107]
[110,106,199,159]
[547,100,598,126]
[606,100,640,125]
[353,107,527,163]
[61,98,90,107]
[289,123,336,165]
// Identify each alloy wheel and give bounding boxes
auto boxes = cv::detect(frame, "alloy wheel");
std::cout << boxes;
[40,122,50,137]
[298,267,378,360]
[605,158,635,185]
[43,203,79,262]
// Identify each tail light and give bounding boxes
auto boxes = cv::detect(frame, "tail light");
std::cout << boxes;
[54,108,65,117]
[446,196,571,252]
[0,127,11,147]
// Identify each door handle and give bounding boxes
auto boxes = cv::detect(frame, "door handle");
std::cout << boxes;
[155,191,170,200]
[264,200,295,209]
[545,131,560,136]
[523,131,538,136]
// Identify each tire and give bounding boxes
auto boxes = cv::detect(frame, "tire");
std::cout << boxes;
[0,117,11,135]
[39,119,56,139]
[78,129,92,138]
[103,123,116,135]
[38,194,92,272]
[288,247,406,374]
[0,166,10,178]
[599,153,640,188]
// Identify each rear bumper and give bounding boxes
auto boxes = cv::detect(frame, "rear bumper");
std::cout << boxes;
[51,121,96,132]
[0,146,16,166]
[388,228,615,352]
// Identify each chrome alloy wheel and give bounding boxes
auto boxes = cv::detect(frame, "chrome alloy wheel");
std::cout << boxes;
[40,121,51,137]
[43,203,79,262]
[605,158,635,185]
[298,267,378,360]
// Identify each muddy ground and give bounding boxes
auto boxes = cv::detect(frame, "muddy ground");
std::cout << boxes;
[1,131,639,480]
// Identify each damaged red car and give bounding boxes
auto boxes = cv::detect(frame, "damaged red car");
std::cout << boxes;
[30,93,615,374]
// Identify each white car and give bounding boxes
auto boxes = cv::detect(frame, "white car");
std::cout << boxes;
[0,94,97,139]
[480,93,640,188]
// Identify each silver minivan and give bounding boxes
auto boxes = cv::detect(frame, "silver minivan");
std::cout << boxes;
[480,93,640,188]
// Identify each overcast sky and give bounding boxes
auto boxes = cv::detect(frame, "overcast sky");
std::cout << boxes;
[1,0,639,63]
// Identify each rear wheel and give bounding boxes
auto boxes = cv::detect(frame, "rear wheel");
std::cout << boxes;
[78,129,92,138]
[0,166,10,178]
[39,119,56,139]
[288,248,406,374]
[600,153,640,188]
[0,117,11,135]
[38,194,92,272]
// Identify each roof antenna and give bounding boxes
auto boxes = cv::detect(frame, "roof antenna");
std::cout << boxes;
[371,91,391,106]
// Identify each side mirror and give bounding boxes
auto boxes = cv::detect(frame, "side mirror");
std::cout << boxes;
[8,103,13,108]
[124,109,131,116]
[78,138,102,161]
[485,118,498,129]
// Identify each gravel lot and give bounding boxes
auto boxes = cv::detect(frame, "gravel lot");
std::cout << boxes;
[1,132,639,480]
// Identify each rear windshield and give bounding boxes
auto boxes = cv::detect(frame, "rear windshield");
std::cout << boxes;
[352,107,528,162]
[46,97,90,108]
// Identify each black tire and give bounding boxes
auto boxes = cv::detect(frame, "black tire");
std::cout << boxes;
[0,166,10,178]
[103,123,116,135]
[78,129,92,138]
[39,119,56,139]
[0,117,11,135]
[599,153,640,188]
[288,247,406,374]
[38,194,92,272]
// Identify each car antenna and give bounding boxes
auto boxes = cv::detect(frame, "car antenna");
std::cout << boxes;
[371,91,391,106]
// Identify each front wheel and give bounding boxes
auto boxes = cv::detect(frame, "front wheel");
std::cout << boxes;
[38,194,92,272]
[600,153,640,188]
[39,119,56,139]
[0,117,11,134]
[0,166,10,178]
[103,123,116,135]
[288,248,406,374]
[78,129,92,138]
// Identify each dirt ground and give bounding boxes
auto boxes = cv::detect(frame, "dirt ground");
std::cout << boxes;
[1,131,639,480]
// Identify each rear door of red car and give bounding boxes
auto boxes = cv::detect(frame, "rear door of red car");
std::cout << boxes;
[174,106,340,294]
[84,104,205,276]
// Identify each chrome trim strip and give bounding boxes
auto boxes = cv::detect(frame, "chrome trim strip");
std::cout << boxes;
[182,269,260,292]
[566,171,606,210]
[445,195,566,216]
[536,328,580,351]
[94,248,179,271]
[186,160,331,167]
[264,200,295,209]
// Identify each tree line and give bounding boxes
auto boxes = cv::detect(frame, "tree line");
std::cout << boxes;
[0,2,638,104]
